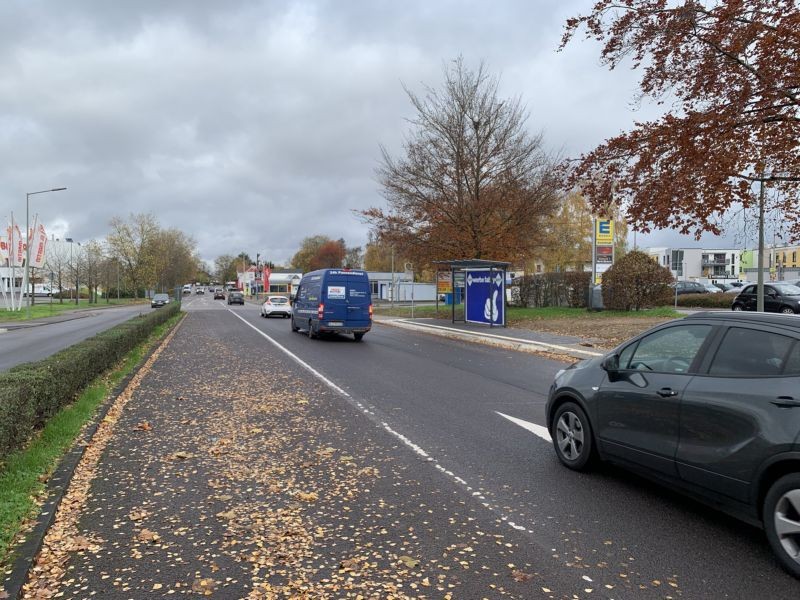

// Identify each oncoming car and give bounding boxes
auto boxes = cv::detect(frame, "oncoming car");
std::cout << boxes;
[261,296,292,318]
[151,293,169,308]
[546,311,800,577]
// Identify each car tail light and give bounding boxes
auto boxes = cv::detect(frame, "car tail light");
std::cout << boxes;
[369,304,373,318]
[318,303,324,320]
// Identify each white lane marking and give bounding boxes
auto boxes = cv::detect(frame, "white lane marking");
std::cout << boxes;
[227,308,541,537]
[393,319,603,357]
[496,411,552,442]
[226,309,351,397]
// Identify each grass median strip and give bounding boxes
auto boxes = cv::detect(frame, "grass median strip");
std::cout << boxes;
[0,298,147,323]
[0,311,184,570]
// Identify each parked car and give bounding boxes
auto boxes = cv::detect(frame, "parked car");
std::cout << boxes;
[291,268,372,341]
[546,311,800,577]
[214,290,225,300]
[151,293,169,308]
[703,283,722,293]
[712,282,734,292]
[732,282,800,314]
[672,281,709,295]
[227,291,244,305]
[261,296,292,318]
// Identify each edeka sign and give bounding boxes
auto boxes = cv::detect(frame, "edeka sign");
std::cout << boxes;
[595,219,614,245]
[465,270,504,325]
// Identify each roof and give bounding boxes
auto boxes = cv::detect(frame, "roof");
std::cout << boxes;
[684,311,800,329]
[432,259,511,270]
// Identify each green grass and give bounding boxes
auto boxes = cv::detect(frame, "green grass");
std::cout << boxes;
[0,298,147,323]
[0,312,183,567]
[374,304,680,321]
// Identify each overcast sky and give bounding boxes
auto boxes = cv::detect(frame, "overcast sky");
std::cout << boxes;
[0,0,748,267]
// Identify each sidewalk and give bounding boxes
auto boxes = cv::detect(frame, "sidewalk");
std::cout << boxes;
[375,316,605,360]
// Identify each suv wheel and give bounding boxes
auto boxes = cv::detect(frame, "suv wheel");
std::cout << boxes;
[764,473,800,578]
[732,304,744,311]
[780,306,796,315]
[552,402,595,471]
[290,317,299,332]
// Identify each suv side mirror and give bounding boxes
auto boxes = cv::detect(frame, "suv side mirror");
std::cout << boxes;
[601,354,619,372]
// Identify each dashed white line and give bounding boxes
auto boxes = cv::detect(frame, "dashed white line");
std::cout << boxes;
[227,308,540,537]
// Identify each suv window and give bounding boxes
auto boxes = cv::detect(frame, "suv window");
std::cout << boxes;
[742,285,756,294]
[628,325,711,373]
[709,327,795,377]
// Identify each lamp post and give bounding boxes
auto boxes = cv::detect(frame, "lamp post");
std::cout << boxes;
[26,187,66,318]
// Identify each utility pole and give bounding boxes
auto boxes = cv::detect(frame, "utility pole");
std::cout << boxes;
[757,176,766,312]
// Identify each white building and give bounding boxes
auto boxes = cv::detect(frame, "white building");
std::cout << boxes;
[644,247,741,282]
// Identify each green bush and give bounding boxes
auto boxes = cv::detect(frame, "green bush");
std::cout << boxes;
[0,303,180,463]
[676,292,737,308]
[511,272,592,308]
[602,250,674,311]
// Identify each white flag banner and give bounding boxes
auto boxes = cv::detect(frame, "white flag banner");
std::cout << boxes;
[0,234,9,266]
[32,223,47,268]
[8,223,23,267]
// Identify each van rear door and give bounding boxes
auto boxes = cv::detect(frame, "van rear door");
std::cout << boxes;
[324,273,371,328]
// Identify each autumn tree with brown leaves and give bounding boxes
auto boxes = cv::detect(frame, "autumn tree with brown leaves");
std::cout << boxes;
[562,0,800,238]
[362,58,560,268]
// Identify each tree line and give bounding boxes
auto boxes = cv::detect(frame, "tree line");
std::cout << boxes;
[43,213,201,302]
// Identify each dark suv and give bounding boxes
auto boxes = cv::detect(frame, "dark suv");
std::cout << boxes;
[227,291,244,305]
[546,312,800,577]
[732,282,800,314]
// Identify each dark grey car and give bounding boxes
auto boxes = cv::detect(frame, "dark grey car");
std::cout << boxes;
[732,282,800,314]
[546,312,800,577]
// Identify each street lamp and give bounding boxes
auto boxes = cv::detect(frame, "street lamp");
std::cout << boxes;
[26,187,66,318]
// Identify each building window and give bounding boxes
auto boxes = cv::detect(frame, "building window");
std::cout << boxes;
[370,281,379,295]
[269,284,288,293]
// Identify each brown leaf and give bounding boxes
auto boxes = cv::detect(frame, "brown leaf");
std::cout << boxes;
[134,421,152,431]
[399,555,420,569]
[512,569,533,582]
[137,528,160,543]
[171,451,194,460]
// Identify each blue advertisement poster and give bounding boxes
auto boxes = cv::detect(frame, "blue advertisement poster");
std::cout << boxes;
[465,270,504,325]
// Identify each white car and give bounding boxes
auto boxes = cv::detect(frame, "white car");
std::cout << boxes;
[260,296,292,318]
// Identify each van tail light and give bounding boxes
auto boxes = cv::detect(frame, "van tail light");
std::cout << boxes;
[369,304,373,318]
[318,303,324,320]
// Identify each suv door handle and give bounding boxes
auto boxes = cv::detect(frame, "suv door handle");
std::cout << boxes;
[656,388,678,398]
[771,396,800,408]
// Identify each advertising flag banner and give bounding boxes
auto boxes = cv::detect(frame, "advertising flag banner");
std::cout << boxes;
[465,270,505,326]
[9,223,24,267]
[32,223,47,268]
[263,266,271,293]
[0,235,8,266]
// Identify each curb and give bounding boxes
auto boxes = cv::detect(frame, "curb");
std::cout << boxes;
[1,313,186,599]
[378,318,604,361]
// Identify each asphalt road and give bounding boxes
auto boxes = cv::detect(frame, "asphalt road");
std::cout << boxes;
[21,296,799,598]
[190,295,797,598]
[0,303,153,372]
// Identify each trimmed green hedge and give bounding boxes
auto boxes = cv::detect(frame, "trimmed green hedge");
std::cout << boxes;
[675,292,738,308]
[0,303,180,463]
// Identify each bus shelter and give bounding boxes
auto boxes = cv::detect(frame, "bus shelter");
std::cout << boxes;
[433,259,510,328]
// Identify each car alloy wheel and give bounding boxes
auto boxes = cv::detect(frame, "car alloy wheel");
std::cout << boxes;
[552,402,594,471]
[764,474,800,578]
[732,304,744,311]
[780,306,796,314]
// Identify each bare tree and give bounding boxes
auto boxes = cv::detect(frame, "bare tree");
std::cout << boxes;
[43,240,72,303]
[362,57,560,266]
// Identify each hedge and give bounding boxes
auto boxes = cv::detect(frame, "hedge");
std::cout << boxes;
[0,303,180,464]
[510,272,592,308]
[675,292,738,308]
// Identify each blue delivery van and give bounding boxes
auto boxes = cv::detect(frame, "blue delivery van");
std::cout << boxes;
[291,269,372,341]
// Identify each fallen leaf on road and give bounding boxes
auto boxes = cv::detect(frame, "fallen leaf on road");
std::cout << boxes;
[296,491,318,502]
[192,578,216,595]
[134,421,152,431]
[512,570,533,582]
[171,451,194,460]
[137,529,160,543]
[128,509,149,521]
[399,555,420,569]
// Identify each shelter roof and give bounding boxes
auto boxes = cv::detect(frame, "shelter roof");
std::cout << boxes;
[432,259,511,270]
